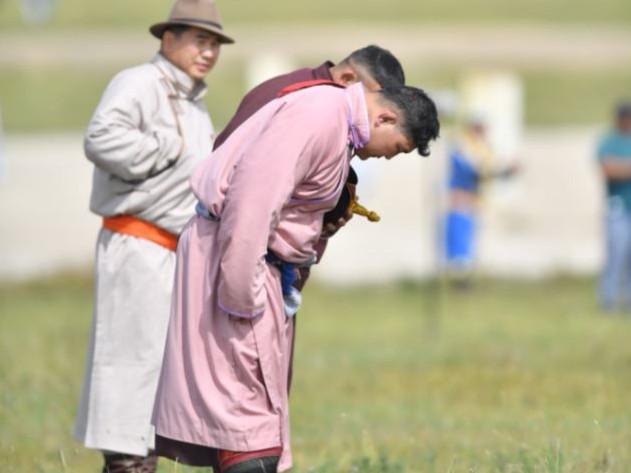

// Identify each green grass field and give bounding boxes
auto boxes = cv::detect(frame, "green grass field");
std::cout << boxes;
[0,0,630,132]
[1,63,629,132]
[1,0,630,28]
[0,274,629,472]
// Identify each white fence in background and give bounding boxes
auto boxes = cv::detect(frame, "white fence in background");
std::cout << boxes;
[0,128,605,283]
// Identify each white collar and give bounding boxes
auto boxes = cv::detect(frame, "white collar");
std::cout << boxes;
[152,53,207,101]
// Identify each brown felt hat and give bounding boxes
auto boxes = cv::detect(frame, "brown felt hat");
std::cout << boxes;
[149,0,234,44]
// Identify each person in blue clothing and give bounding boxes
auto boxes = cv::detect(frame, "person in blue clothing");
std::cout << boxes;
[444,117,517,287]
[597,101,631,313]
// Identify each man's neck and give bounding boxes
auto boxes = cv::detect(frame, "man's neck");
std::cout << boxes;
[154,53,205,99]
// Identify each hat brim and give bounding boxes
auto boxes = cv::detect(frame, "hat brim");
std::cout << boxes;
[149,21,235,44]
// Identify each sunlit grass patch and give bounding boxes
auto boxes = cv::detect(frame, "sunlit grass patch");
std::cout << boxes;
[0,275,629,472]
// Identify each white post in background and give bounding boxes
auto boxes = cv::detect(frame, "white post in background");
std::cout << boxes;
[459,70,524,162]
[459,69,524,204]
[459,70,527,274]
[246,52,297,91]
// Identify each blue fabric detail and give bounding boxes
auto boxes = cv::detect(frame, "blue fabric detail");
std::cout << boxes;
[598,132,631,159]
[195,201,219,221]
[448,150,480,193]
[446,210,476,264]
[265,251,297,296]
[599,210,631,311]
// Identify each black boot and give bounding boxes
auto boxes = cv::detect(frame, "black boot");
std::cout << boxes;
[102,452,158,473]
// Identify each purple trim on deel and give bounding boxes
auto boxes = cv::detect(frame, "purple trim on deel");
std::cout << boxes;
[218,300,264,319]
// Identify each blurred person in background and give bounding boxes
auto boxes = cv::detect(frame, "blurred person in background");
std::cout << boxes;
[151,83,439,473]
[444,116,518,288]
[19,0,56,24]
[73,1,234,472]
[213,44,406,391]
[596,101,631,313]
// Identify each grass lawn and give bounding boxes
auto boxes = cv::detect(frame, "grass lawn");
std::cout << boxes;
[1,63,629,133]
[0,0,630,28]
[0,0,629,134]
[0,62,247,133]
[0,273,629,472]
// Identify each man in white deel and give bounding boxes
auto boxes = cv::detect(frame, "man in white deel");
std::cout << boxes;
[73,1,234,472]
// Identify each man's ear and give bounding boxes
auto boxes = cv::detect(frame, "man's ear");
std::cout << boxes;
[339,69,359,86]
[375,110,398,127]
[161,31,174,52]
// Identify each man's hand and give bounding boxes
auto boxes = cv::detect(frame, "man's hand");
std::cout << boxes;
[502,161,521,178]
[321,207,354,239]
[601,158,631,180]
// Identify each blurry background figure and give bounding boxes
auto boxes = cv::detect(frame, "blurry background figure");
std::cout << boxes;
[459,71,523,161]
[596,100,631,313]
[19,0,56,25]
[444,117,519,288]
[442,71,522,288]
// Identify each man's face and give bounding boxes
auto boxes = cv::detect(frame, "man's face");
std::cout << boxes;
[162,27,221,81]
[355,123,414,160]
[618,116,631,134]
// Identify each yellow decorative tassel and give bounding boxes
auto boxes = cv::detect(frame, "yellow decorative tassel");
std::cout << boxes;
[349,199,381,222]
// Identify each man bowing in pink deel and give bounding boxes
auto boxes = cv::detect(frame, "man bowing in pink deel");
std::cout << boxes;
[152,80,440,473]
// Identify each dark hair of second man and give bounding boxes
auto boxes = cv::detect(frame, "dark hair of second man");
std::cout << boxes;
[380,85,440,157]
[343,45,405,88]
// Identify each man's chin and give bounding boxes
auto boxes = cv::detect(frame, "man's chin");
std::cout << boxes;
[355,149,368,160]
[190,67,211,81]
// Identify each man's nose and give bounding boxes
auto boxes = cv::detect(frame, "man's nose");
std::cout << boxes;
[202,45,218,58]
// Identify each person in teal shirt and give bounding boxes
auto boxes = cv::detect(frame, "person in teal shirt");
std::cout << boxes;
[597,101,631,312]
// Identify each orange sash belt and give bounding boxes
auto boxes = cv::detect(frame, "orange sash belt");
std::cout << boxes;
[103,215,178,252]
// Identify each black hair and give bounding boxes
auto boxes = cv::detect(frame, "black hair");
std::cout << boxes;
[163,24,191,37]
[379,86,440,157]
[341,45,405,88]
[616,100,631,119]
